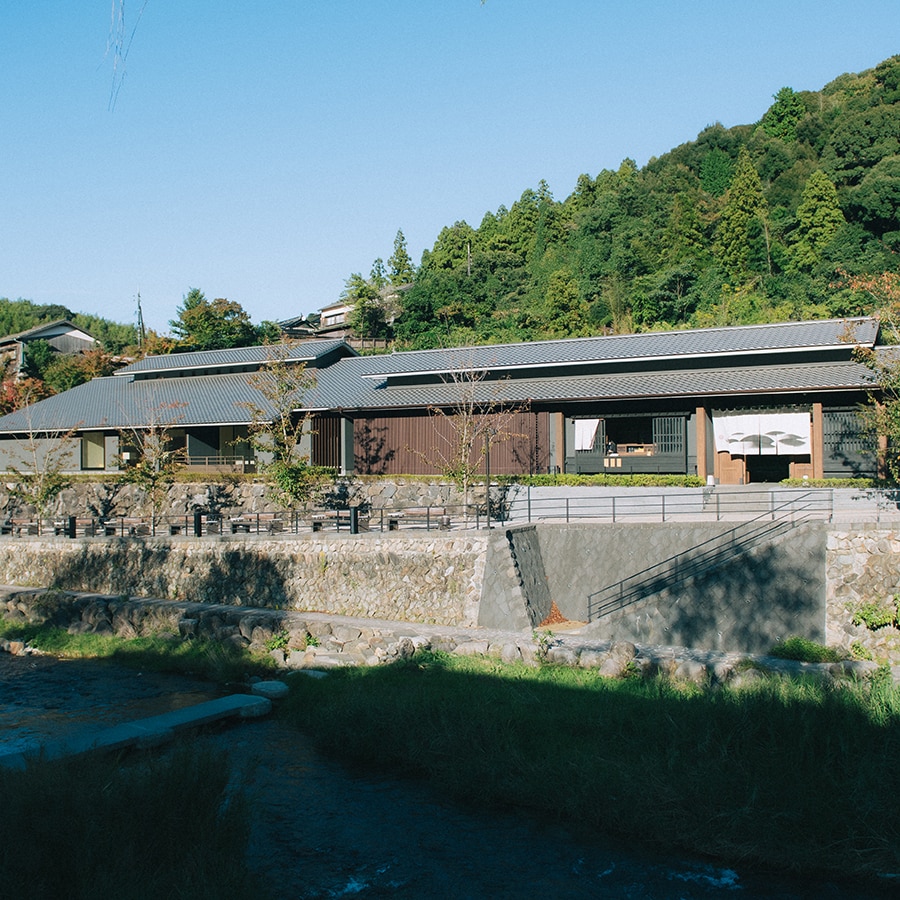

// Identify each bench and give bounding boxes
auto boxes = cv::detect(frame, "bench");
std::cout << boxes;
[384,507,451,531]
[229,513,284,534]
[53,518,101,537]
[310,509,370,533]
[102,518,151,536]
[1,519,40,536]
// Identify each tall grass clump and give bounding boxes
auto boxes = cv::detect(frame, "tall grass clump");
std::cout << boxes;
[283,653,900,882]
[0,745,262,899]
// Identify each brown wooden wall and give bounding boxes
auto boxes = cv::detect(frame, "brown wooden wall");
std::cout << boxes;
[310,415,342,468]
[354,410,550,476]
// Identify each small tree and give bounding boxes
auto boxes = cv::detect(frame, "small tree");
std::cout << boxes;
[237,344,331,507]
[118,402,187,533]
[410,357,528,516]
[4,430,78,533]
[0,391,79,532]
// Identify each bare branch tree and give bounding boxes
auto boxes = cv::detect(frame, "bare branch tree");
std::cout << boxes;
[410,355,529,515]
[0,400,80,534]
[237,343,332,506]
[117,401,187,533]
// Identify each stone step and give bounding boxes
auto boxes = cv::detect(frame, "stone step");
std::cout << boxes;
[0,693,271,771]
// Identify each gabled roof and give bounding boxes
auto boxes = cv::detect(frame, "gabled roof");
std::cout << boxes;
[312,357,878,411]
[0,319,97,346]
[0,369,334,434]
[0,318,881,436]
[118,339,355,378]
[354,317,878,379]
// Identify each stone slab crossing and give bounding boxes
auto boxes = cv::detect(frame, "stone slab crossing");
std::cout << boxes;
[0,693,272,771]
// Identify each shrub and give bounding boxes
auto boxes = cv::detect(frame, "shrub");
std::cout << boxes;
[769,636,846,663]
[853,596,900,630]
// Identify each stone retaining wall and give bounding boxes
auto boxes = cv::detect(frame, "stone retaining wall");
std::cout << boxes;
[826,526,900,659]
[0,534,489,628]
[0,479,473,523]
[2,520,900,659]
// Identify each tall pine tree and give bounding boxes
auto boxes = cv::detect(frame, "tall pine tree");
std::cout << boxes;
[790,171,845,271]
[388,229,416,286]
[716,148,768,282]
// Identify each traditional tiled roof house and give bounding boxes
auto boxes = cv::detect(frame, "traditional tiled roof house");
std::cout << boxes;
[0,317,881,484]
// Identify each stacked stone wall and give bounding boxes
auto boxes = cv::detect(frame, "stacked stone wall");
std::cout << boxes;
[0,534,488,628]
[0,479,474,523]
[4,514,900,660]
[826,526,900,659]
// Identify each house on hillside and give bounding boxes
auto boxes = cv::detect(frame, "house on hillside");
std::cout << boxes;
[0,320,99,377]
[0,317,882,484]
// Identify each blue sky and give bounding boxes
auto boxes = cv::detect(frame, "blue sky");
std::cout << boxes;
[1,1,898,335]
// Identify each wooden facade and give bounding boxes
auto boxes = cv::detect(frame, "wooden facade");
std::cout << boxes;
[352,411,550,476]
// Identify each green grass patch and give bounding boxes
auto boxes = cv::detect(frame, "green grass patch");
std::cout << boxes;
[769,636,847,663]
[0,745,262,899]
[283,652,900,882]
[0,620,277,683]
[779,477,876,488]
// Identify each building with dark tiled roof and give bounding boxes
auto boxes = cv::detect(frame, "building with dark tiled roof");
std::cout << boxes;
[0,317,882,483]
[0,319,99,377]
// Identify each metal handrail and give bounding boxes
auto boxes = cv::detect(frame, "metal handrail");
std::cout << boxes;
[585,491,826,622]
[6,485,900,539]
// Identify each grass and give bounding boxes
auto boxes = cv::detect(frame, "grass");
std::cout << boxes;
[0,745,262,899]
[769,636,848,663]
[6,621,900,885]
[282,651,900,884]
[0,621,276,898]
[0,620,277,683]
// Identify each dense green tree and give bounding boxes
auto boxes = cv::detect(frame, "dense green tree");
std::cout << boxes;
[699,149,733,197]
[43,349,118,393]
[761,87,808,142]
[169,289,258,351]
[539,270,589,336]
[824,105,900,185]
[790,171,846,271]
[716,148,769,281]
[343,273,387,342]
[848,155,900,237]
[21,340,56,381]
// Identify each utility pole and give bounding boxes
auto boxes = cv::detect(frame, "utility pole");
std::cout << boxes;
[136,291,146,350]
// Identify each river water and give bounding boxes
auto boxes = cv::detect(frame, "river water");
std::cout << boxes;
[0,653,888,898]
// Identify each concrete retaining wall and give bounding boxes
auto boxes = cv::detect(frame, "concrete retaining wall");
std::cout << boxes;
[516,522,827,654]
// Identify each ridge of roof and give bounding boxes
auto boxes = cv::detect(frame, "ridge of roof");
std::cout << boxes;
[117,339,355,375]
[350,317,878,378]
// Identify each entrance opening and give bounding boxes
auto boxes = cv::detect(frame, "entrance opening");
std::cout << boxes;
[747,455,791,483]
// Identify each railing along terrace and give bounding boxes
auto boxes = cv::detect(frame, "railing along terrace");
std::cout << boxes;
[4,486,900,539]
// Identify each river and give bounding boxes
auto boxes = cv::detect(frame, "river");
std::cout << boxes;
[0,653,888,898]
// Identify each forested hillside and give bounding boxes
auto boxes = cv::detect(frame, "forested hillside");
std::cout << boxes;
[384,55,900,349]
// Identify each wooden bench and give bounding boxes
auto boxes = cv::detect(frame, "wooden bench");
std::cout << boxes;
[384,507,451,531]
[102,518,151,536]
[310,509,370,532]
[1,519,40,536]
[53,518,100,537]
[229,513,285,534]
